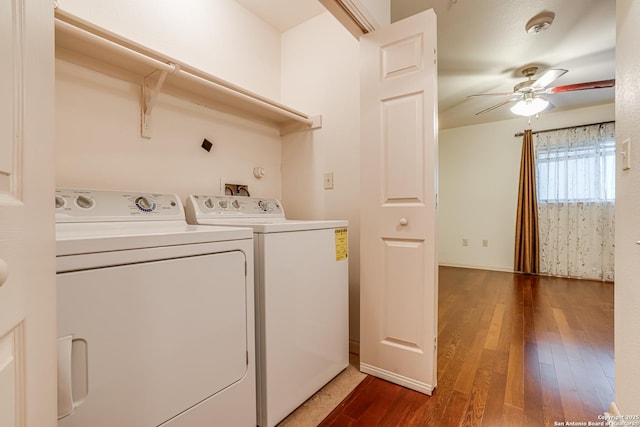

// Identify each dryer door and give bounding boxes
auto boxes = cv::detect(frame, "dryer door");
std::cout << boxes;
[57,250,248,427]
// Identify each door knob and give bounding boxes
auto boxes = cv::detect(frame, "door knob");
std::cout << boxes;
[399,218,408,226]
[0,258,8,287]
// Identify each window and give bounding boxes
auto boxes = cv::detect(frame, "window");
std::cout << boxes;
[534,121,615,281]
[535,122,615,202]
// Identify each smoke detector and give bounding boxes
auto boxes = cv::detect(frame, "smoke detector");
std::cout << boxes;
[525,11,555,34]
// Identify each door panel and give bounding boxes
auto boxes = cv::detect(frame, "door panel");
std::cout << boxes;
[381,34,423,79]
[382,238,426,351]
[1,0,56,425]
[0,0,15,194]
[383,92,424,202]
[0,327,21,426]
[360,9,438,395]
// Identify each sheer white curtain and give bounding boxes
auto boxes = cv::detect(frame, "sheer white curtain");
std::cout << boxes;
[535,122,615,281]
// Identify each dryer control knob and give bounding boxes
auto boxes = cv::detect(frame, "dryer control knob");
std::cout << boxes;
[135,196,156,212]
[258,200,269,212]
[55,195,66,209]
[218,200,229,209]
[231,199,240,209]
[75,195,94,209]
[204,198,215,209]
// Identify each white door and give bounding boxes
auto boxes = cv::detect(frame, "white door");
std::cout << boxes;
[0,0,56,426]
[359,9,438,395]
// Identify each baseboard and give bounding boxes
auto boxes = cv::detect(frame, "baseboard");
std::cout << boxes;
[438,262,514,273]
[349,339,360,355]
[359,362,434,395]
[606,401,622,417]
[602,402,625,425]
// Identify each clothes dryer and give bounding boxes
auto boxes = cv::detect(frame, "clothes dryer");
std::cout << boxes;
[185,195,349,427]
[55,188,256,427]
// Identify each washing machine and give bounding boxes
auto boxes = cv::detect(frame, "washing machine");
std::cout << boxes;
[55,188,256,427]
[185,195,349,427]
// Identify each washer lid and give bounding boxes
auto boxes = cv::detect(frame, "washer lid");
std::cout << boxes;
[185,195,348,233]
[189,218,348,233]
[56,222,252,256]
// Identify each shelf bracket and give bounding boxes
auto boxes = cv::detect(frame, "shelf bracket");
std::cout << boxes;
[141,64,180,139]
[279,114,323,136]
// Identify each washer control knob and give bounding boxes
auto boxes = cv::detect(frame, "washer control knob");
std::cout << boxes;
[204,198,215,209]
[258,200,269,212]
[75,195,94,209]
[218,200,229,209]
[0,258,8,288]
[399,218,408,226]
[135,196,156,212]
[231,199,240,209]
[55,195,66,209]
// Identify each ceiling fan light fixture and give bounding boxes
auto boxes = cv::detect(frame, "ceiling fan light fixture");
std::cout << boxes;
[526,11,555,34]
[510,97,549,117]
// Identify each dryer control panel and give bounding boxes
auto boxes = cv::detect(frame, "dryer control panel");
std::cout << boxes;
[186,195,284,218]
[56,188,185,222]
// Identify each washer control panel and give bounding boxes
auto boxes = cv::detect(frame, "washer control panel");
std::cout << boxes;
[56,188,184,222]
[187,195,284,218]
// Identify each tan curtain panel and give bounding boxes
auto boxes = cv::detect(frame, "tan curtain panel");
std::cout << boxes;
[514,129,539,273]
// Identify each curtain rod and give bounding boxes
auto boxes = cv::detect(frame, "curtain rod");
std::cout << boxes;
[514,120,615,137]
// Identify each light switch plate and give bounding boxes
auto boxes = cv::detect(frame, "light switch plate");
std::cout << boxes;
[324,172,334,190]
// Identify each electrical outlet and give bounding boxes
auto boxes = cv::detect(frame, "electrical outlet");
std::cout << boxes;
[324,172,334,190]
[482,239,489,247]
[462,238,469,247]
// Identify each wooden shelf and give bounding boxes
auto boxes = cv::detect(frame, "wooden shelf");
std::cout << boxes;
[54,9,321,137]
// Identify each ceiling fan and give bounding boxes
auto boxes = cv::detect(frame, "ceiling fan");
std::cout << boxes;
[468,66,615,117]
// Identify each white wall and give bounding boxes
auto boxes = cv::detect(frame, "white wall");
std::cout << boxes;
[439,103,615,272]
[614,0,640,415]
[55,0,284,201]
[55,3,365,351]
[57,0,282,100]
[280,13,361,351]
[55,61,282,200]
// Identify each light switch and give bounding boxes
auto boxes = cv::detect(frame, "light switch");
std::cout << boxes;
[324,172,334,190]
[622,138,631,170]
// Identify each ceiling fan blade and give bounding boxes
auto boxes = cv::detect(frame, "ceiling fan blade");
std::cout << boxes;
[546,79,615,93]
[538,96,555,112]
[475,98,517,115]
[467,92,514,98]
[531,68,568,90]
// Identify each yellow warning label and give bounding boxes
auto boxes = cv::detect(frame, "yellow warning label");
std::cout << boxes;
[335,227,348,261]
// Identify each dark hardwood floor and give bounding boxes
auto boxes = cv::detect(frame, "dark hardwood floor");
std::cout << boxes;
[320,267,614,426]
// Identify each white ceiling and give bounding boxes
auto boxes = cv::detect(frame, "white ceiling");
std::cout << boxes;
[235,0,326,32]
[236,0,616,129]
